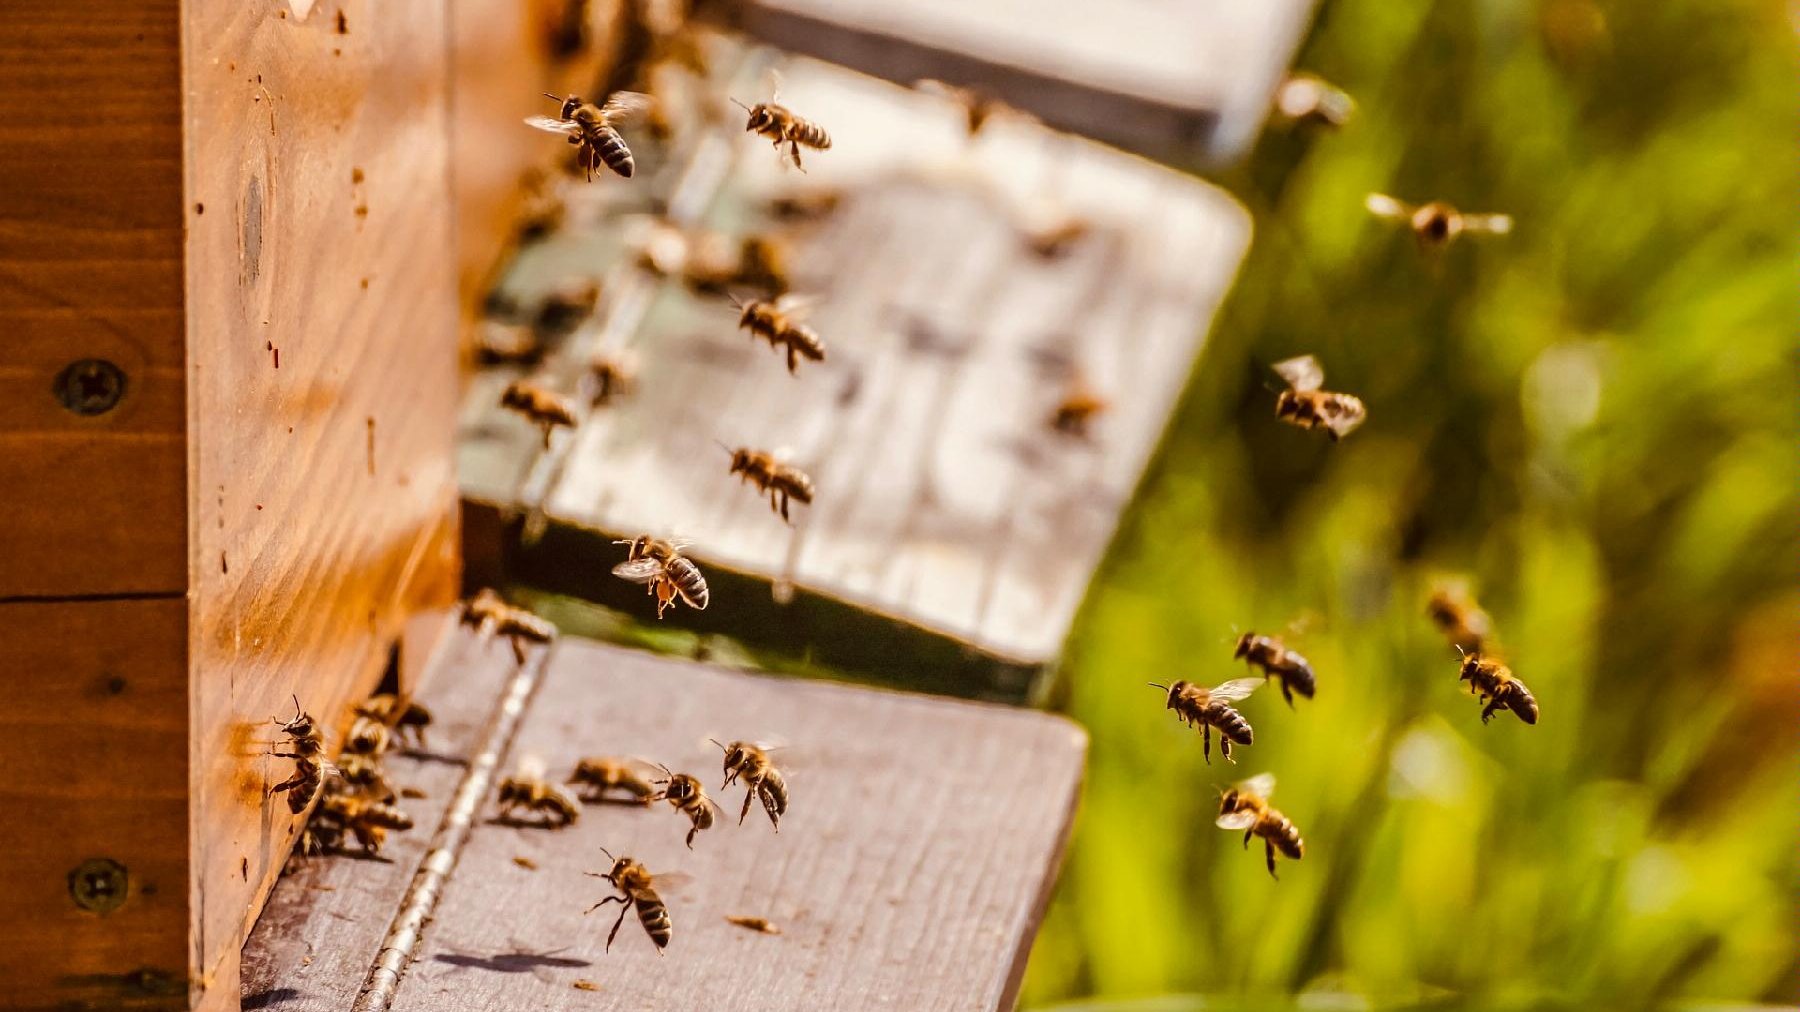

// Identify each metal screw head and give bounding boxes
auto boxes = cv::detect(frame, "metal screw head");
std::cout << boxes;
[69,857,129,914]
[54,358,127,415]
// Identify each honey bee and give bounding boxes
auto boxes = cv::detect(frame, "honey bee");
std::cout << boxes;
[732,84,831,171]
[914,78,1026,137]
[1214,772,1305,879]
[731,234,792,297]
[525,91,655,180]
[567,757,658,805]
[495,758,582,828]
[1148,678,1262,763]
[712,739,788,831]
[533,278,602,334]
[317,793,414,856]
[1232,632,1317,708]
[1271,355,1366,441]
[355,694,433,750]
[585,849,683,952]
[1457,650,1539,725]
[500,379,580,449]
[722,445,814,522]
[612,536,710,619]
[1272,73,1355,129]
[1427,581,1494,654]
[335,752,397,804]
[474,321,546,368]
[1365,193,1513,250]
[582,349,639,407]
[651,765,719,849]
[1050,377,1108,438]
[344,715,393,757]
[269,695,333,814]
[462,587,558,663]
[735,295,826,375]
[1021,215,1094,260]
[766,187,841,222]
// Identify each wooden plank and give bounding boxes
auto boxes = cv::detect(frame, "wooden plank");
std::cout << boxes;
[463,57,1250,697]
[240,613,531,1011]
[730,0,1318,165]
[383,639,1086,1011]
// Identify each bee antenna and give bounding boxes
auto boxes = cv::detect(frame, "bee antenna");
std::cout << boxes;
[730,96,752,113]
[1147,682,1169,691]
[543,92,562,102]
[709,738,728,751]
[714,440,734,456]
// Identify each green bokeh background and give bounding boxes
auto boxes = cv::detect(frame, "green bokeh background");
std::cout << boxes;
[1019,1,1798,1009]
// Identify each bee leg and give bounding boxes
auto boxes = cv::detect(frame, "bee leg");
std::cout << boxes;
[270,771,304,795]
[1281,680,1294,708]
[1243,830,1252,850]
[510,634,528,666]
[759,784,781,832]
[1265,840,1279,879]
[786,344,799,374]
[606,900,632,951]
[1221,738,1234,764]
[789,140,805,172]
[779,491,790,522]
[738,786,756,826]
[685,824,698,850]
[585,893,624,916]
[1201,725,1212,764]
[1481,698,1501,724]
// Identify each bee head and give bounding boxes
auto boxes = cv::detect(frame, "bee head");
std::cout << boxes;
[1456,646,1480,680]
[713,738,747,770]
[547,92,583,120]
[1218,788,1242,815]
[1148,681,1184,709]
[733,98,771,132]
[1415,203,1457,243]
[1273,389,1299,417]
[1232,632,1255,660]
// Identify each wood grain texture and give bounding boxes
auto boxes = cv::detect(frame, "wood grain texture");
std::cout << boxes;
[732,0,1317,164]
[183,0,463,1002]
[0,0,187,598]
[240,616,527,1011]
[383,639,1086,1011]
[462,57,1250,692]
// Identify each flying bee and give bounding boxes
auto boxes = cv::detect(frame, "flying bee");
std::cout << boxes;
[462,587,557,663]
[1365,193,1513,250]
[474,321,546,367]
[735,295,825,375]
[355,694,433,750]
[1271,354,1366,441]
[582,349,639,407]
[318,793,414,856]
[335,752,397,804]
[1232,632,1317,707]
[1148,678,1262,763]
[567,757,658,805]
[914,78,1027,138]
[1050,376,1108,438]
[495,757,582,827]
[766,187,841,222]
[1214,772,1305,879]
[1457,650,1539,725]
[500,379,580,449]
[525,91,654,180]
[585,849,687,952]
[721,445,814,522]
[732,82,831,171]
[534,278,601,334]
[712,739,788,831]
[1427,582,1494,654]
[612,536,710,619]
[732,234,792,297]
[1021,214,1094,260]
[1272,73,1355,129]
[269,695,335,814]
[650,765,719,849]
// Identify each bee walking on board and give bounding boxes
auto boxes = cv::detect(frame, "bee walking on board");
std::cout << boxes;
[462,587,557,663]
[525,91,654,180]
[585,849,685,952]
[495,757,582,828]
[335,752,397,804]
[721,444,814,522]
[1272,73,1355,129]
[315,793,414,857]
[499,379,580,449]
[612,536,710,619]
[355,693,433,750]
[1427,581,1494,655]
[1457,650,1539,725]
[712,739,788,831]
[732,80,831,171]
[1366,193,1513,250]
[567,757,658,805]
[735,294,826,375]
[1215,773,1305,879]
[269,695,335,815]
[1271,354,1366,441]
[1233,632,1317,707]
[1149,678,1262,764]
[651,765,719,849]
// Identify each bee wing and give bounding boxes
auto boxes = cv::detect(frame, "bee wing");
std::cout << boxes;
[1271,355,1325,393]
[765,67,785,103]
[650,870,695,891]
[772,294,816,319]
[1323,397,1368,438]
[1462,213,1513,235]
[1365,192,1413,221]
[317,759,344,779]
[611,557,666,584]
[1238,772,1276,799]
[1209,677,1264,703]
[599,91,654,125]
[524,115,583,137]
[1215,810,1259,831]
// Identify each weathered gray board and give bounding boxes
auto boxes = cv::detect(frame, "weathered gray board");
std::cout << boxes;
[728,0,1318,165]
[461,57,1251,700]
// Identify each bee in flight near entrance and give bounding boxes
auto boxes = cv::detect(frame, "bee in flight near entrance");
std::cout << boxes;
[1148,678,1262,763]
[462,587,557,663]
[567,756,658,806]
[721,444,814,522]
[712,739,789,831]
[354,693,433,750]
[499,379,580,449]
[525,91,655,180]
[1232,632,1317,707]
[735,294,826,375]
[495,756,582,828]
[1365,193,1512,250]
[612,536,710,619]
[585,849,687,953]
[651,765,719,849]
[1215,772,1305,879]
[1457,649,1539,725]
[1427,580,1494,655]
[732,79,831,171]
[1272,73,1355,129]
[1271,354,1366,441]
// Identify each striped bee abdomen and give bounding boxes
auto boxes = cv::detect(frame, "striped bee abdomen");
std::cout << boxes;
[791,121,831,150]
[666,557,709,609]
[636,894,672,949]
[1214,706,1255,745]
[590,125,635,178]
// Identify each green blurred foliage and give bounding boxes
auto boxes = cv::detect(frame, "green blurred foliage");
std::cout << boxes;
[1021,1,1799,1008]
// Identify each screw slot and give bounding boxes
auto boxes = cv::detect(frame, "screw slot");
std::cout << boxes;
[69,857,129,914]
[54,359,127,416]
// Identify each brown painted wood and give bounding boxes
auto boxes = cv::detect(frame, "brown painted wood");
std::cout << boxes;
[380,639,1086,1011]
[240,615,529,1011]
